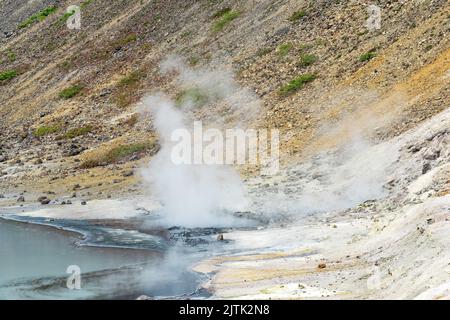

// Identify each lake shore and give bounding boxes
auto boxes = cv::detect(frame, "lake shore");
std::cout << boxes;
[0,215,204,300]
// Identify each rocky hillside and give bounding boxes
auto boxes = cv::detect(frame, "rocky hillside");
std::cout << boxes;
[0,0,449,203]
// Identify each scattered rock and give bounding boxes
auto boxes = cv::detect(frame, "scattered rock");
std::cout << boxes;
[318,263,327,269]
[423,148,440,160]
[217,234,224,241]
[38,196,50,205]
[17,196,25,202]
[386,179,396,187]
[99,88,112,97]
[65,144,86,157]
[3,31,13,38]
[408,144,422,153]
[81,201,87,205]
[422,163,431,174]
[122,170,134,177]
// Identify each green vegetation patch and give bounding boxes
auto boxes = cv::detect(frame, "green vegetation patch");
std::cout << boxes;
[212,10,239,32]
[213,7,232,19]
[277,43,293,57]
[114,34,138,48]
[80,0,94,8]
[114,71,144,107]
[299,54,317,67]
[7,50,16,62]
[279,73,316,96]
[59,85,83,99]
[64,126,92,139]
[34,125,60,137]
[19,6,57,29]
[59,10,76,24]
[106,143,152,162]
[176,88,209,107]
[58,0,93,24]
[289,10,307,22]
[81,141,156,168]
[118,71,142,87]
[359,51,376,62]
[0,70,17,81]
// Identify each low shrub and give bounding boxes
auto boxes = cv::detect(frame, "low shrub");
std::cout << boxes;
[59,85,83,99]
[175,88,209,107]
[34,125,60,137]
[213,10,239,32]
[277,43,293,57]
[80,141,157,168]
[0,70,17,81]
[359,51,376,62]
[64,126,92,139]
[299,54,317,67]
[289,10,307,22]
[19,6,57,29]
[279,74,316,96]
[212,7,231,19]
[114,34,137,48]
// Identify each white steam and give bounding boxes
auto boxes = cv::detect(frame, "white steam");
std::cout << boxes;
[138,57,400,225]
[296,137,398,213]
[138,57,257,227]
[250,135,399,217]
[160,55,261,124]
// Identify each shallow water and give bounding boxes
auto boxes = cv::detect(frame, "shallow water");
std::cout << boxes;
[0,218,200,299]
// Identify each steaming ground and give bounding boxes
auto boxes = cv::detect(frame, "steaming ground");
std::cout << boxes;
[3,58,448,298]
[138,94,249,228]
[6,102,448,300]
[3,105,448,299]
[136,58,259,227]
[2,57,448,298]
[194,106,450,299]
[1,0,449,301]
[245,135,399,218]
